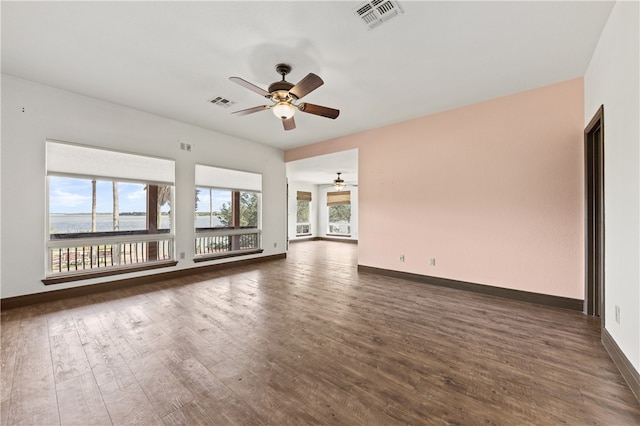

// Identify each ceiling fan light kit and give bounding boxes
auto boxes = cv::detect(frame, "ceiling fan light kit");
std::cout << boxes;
[229,63,340,131]
[334,172,346,190]
[272,101,295,120]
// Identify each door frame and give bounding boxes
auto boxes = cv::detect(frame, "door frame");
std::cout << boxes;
[584,104,605,328]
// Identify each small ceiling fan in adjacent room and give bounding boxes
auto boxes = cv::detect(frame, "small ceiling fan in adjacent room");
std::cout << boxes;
[229,63,340,131]
[325,172,358,191]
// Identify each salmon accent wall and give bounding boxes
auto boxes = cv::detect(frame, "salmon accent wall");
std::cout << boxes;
[286,78,585,299]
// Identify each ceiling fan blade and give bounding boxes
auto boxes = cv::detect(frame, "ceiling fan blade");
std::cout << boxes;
[298,103,340,119]
[289,73,324,99]
[232,105,270,116]
[282,116,296,131]
[229,77,270,98]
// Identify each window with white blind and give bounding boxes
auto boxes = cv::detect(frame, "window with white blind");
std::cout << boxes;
[44,140,176,284]
[194,164,262,260]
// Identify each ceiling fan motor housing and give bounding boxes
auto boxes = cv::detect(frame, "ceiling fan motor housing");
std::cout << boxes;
[268,81,296,99]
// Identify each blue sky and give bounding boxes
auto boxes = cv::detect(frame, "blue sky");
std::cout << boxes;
[49,177,229,214]
[50,177,166,214]
[195,188,231,214]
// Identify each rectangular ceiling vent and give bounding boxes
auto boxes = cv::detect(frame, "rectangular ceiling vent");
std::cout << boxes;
[355,0,403,30]
[208,96,237,108]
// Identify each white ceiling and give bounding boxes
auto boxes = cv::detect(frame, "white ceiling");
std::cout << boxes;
[286,149,359,185]
[1,1,613,185]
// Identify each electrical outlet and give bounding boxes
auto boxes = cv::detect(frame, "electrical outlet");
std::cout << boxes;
[273,242,277,248]
[186,143,192,152]
[430,258,436,266]
[400,255,405,262]
[615,305,621,324]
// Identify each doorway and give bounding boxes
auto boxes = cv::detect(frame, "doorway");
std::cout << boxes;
[584,105,604,325]
[285,149,359,243]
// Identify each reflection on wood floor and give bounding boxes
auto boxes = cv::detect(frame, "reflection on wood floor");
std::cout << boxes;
[2,240,639,425]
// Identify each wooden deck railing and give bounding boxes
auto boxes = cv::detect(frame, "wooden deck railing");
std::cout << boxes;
[48,230,173,274]
[195,228,260,256]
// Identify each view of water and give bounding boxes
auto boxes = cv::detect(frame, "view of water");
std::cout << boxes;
[50,214,221,234]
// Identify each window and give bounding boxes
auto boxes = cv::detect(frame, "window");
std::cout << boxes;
[296,191,312,235]
[45,140,175,283]
[195,164,262,260]
[327,190,351,236]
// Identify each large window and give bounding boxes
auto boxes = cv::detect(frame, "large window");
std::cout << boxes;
[45,141,175,283]
[327,190,351,236]
[296,191,312,235]
[194,164,262,260]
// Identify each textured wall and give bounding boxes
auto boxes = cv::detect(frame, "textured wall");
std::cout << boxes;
[287,78,584,299]
[585,1,640,371]
[1,76,287,299]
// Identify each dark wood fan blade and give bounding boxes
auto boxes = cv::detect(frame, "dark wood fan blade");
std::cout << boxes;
[289,73,324,99]
[232,105,270,116]
[229,77,270,98]
[282,116,296,131]
[298,103,340,119]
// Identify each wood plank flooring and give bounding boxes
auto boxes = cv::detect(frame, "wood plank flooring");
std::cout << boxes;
[2,240,640,425]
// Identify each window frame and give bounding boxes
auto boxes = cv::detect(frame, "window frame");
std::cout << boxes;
[296,194,312,236]
[326,190,352,237]
[194,184,262,261]
[44,167,177,284]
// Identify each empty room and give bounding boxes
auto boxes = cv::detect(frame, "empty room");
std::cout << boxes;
[1,1,639,424]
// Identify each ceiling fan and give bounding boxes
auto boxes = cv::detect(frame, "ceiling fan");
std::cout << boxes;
[229,63,340,131]
[325,172,358,191]
[333,172,346,190]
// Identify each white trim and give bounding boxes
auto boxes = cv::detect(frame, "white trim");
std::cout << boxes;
[195,228,260,238]
[46,233,174,249]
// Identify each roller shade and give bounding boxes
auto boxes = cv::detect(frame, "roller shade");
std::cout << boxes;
[297,191,312,202]
[46,140,175,185]
[195,164,262,192]
[327,191,351,206]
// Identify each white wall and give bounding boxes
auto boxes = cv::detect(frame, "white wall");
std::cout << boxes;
[584,1,640,371]
[1,75,287,299]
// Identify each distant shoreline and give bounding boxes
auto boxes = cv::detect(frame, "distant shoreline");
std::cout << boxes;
[50,212,169,216]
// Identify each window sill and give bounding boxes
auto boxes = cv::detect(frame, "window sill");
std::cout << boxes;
[296,233,312,237]
[193,249,264,263]
[326,234,352,238]
[42,260,178,285]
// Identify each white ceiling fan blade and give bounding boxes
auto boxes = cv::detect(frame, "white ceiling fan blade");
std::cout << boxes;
[229,77,270,98]
[232,105,270,116]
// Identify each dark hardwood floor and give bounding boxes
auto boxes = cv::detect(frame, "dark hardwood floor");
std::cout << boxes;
[2,241,639,425]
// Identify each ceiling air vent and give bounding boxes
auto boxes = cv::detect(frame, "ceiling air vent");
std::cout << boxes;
[208,96,237,108]
[354,0,403,30]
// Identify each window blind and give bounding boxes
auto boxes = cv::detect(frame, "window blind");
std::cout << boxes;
[297,191,312,202]
[195,164,262,192]
[46,140,175,185]
[327,191,351,206]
